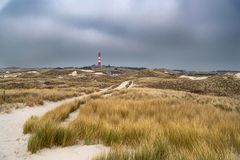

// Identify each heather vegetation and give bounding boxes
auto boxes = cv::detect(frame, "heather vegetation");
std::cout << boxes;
[0,68,132,112]
[137,76,240,97]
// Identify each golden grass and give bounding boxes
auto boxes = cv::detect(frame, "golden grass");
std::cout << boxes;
[23,99,86,153]
[24,88,240,159]
[42,99,85,122]
[0,87,95,113]
[27,121,76,153]
[23,100,84,134]
[0,88,74,105]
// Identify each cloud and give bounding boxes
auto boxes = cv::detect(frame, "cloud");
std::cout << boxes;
[0,0,10,11]
[0,0,240,70]
[1,0,50,16]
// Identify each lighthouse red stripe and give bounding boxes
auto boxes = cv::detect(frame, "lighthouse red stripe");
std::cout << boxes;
[98,51,102,66]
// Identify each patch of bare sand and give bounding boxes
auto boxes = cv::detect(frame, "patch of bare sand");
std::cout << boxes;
[235,73,240,79]
[179,75,208,80]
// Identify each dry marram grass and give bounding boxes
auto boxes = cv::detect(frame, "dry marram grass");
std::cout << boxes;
[0,88,95,113]
[24,88,240,159]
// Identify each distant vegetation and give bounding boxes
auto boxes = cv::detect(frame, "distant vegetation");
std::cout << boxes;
[0,68,131,112]
[137,75,240,97]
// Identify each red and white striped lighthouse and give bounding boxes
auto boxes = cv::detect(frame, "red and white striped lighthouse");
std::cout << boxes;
[98,50,102,67]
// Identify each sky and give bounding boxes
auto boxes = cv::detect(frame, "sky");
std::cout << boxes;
[0,0,240,70]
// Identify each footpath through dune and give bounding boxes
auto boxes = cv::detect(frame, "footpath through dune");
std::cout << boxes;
[0,81,133,160]
[0,100,59,159]
[115,80,133,90]
[0,97,106,160]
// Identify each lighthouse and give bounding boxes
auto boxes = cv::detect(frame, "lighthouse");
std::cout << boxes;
[98,50,102,67]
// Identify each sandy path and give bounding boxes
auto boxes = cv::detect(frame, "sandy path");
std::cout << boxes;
[116,81,132,90]
[128,81,135,88]
[0,99,71,160]
[0,82,133,160]
[0,96,108,160]
[61,107,80,126]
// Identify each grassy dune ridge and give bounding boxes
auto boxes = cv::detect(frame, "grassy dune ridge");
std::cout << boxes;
[0,68,132,112]
[0,88,85,105]
[23,88,240,159]
[23,99,85,134]
[137,76,240,97]
[23,100,85,152]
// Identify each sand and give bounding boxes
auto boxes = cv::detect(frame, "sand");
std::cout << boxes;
[179,75,208,80]
[62,108,80,126]
[69,71,78,76]
[3,73,22,78]
[0,96,109,160]
[27,71,40,74]
[29,145,109,160]
[128,81,135,88]
[0,101,62,160]
[81,69,95,73]
[116,81,131,90]
[94,72,105,75]
[235,73,240,79]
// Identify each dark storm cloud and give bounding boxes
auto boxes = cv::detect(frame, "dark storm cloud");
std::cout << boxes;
[0,0,240,70]
[1,0,50,16]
